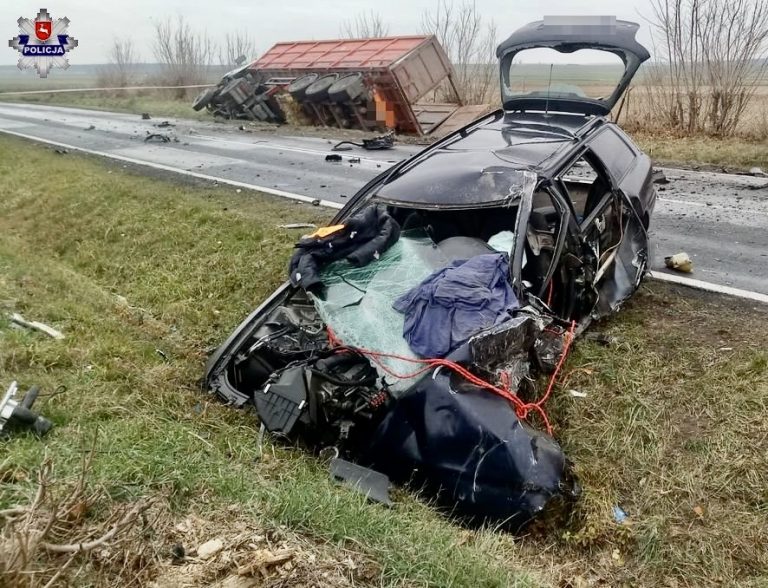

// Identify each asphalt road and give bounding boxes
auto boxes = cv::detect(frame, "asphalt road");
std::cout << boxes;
[1,102,767,297]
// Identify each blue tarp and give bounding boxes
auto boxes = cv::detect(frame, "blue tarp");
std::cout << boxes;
[393,253,519,358]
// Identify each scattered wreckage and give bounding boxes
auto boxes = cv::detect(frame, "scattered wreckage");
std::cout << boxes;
[205,17,656,528]
[1,382,52,438]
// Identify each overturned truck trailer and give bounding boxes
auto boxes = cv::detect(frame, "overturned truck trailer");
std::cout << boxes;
[194,36,489,135]
[253,36,463,135]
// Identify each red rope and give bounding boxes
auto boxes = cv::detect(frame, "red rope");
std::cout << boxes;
[325,321,577,435]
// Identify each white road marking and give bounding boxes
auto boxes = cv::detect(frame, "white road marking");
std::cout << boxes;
[2,125,767,305]
[649,271,768,304]
[0,127,344,210]
[657,196,768,216]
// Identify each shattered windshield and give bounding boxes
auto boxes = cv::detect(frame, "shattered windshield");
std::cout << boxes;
[375,157,537,207]
[501,48,626,107]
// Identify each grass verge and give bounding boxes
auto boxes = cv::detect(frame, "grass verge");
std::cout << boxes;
[0,136,528,587]
[629,129,768,172]
[0,92,212,121]
[0,135,766,586]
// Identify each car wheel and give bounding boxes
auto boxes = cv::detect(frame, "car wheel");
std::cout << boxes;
[304,74,339,103]
[328,73,366,103]
[192,87,218,111]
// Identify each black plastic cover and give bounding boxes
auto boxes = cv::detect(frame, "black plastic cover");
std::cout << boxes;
[362,366,569,528]
[254,367,308,434]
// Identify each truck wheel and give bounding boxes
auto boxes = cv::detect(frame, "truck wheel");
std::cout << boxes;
[304,74,339,103]
[192,87,218,111]
[328,73,366,103]
[287,73,319,101]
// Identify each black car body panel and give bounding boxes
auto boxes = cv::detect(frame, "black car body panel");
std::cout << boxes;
[497,16,650,116]
[205,16,655,529]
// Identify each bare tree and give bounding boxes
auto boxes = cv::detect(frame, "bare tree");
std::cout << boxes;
[153,16,214,97]
[341,11,390,38]
[645,0,768,136]
[218,31,257,67]
[421,0,497,105]
[96,38,137,89]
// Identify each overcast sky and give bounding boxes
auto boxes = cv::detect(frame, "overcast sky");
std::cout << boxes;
[3,0,655,66]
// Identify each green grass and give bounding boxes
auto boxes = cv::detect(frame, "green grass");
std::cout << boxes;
[0,92,212,121]
[1,135,767,586]
[0,136,529,587]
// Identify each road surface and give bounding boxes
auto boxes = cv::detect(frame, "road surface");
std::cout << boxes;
[0,102,766,297]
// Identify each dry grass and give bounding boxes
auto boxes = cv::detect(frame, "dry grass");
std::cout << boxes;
[0,135,766,586]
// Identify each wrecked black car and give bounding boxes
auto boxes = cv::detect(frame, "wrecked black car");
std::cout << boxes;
[205,17,655,529]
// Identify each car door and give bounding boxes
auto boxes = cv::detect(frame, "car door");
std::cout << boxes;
[550,131,644,320]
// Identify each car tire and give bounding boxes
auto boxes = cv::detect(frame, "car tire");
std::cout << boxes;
[303,74,339,103]
[192,87,218,111]
[287,73,320,102]
[328,73,366,103]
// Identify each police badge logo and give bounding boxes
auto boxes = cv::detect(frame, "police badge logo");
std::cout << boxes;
[8,8,78,78]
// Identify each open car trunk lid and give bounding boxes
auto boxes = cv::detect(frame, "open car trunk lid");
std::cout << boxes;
[497,16,650,116]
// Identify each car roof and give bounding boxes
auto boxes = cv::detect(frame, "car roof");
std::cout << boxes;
[373,110,605,208]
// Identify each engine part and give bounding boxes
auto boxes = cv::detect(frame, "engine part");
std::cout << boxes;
[0,382,53,437]
[254,364,308,434]
[252,352,389,446]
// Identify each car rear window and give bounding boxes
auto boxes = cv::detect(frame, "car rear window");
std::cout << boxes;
[589,128,636,181]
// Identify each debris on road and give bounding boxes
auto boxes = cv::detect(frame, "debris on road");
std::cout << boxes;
[9,312,65,339]
[145,133,172,143]
[665,252,694,273]
[332,134,396,151]
[154,120,175,128]
[84,124,95,131]
[749,166,766,177]
[651,168,669,184]
[324,154,342,162]
[0,381,53,437]
[141,112,151,120]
